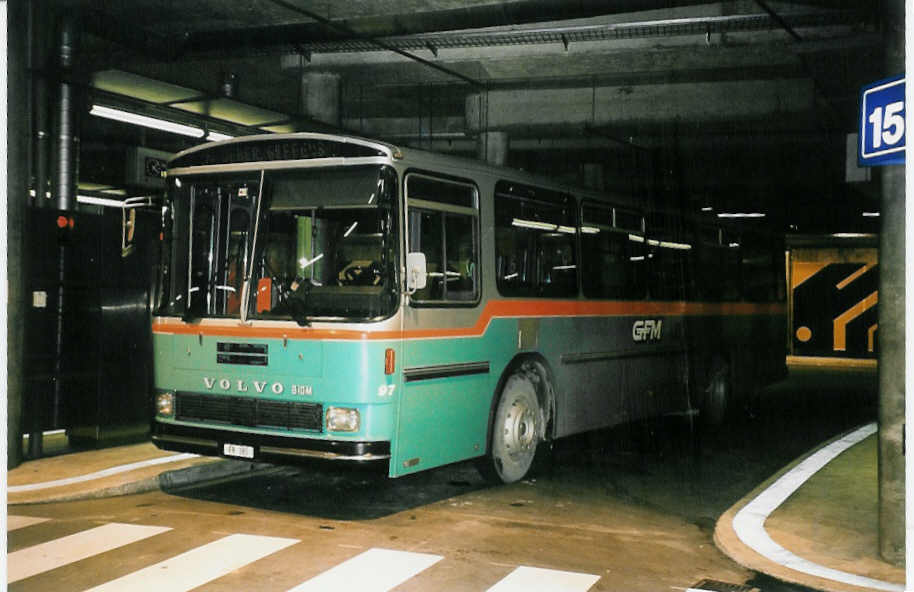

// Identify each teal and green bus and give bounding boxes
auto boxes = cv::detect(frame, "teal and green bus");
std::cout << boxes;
[151,133,786,483]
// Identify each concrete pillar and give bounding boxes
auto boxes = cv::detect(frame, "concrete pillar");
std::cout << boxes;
[8,0,30,469]
[465,91,507,165]
[879,164,905,566]
[876,0,904,566]
[300,72,340,128]
[476,131,509,166]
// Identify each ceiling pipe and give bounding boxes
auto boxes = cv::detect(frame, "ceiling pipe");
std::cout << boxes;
[754,0,803,41]
[176,0,716,56]
[266,0,485,89]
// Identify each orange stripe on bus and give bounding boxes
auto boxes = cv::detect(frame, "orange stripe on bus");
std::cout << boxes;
[152,299,785,341]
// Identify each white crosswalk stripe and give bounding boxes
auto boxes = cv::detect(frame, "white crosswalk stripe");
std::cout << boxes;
[285,547,443,592]
[8,523,171,584]
[7,515,50,531]
[485,566,601,592]
[83,533,299,592]
[8,519,603,591]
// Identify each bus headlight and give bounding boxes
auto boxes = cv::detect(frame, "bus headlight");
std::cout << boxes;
[326,407,360,432]
[156,392,175,417]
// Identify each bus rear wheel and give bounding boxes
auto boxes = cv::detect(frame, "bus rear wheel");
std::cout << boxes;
[701,360,730,427]
[478,372,544,484]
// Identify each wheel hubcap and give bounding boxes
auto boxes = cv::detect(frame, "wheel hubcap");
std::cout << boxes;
[503,399,537,454]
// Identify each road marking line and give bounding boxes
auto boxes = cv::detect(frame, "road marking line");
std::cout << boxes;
[732,422,903,592]
[7,515,50,531]
[286,547,442,592]
[8,453,199,493]
[486,566,601,591]
[84,533,298,592]
[8,523,171,583]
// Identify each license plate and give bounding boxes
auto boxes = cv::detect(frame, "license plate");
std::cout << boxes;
[223,443,254,459]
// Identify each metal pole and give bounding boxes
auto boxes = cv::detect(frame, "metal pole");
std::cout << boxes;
[51,13,79,212]
[31,0,50,208]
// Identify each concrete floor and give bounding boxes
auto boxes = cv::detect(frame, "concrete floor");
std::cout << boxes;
[8,365,881,591]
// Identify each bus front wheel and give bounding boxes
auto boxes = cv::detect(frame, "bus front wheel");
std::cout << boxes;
[478,372,544,484]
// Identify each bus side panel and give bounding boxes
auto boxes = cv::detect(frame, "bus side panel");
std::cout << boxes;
[684,310,787,401]
[544,315,689,438]
[393,320,516,477]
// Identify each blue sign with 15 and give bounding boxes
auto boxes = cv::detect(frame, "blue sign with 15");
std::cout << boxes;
[859,75,905,166]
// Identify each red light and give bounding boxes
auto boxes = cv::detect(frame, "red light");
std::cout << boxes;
[56,215,68,229]
[384,348,395,375]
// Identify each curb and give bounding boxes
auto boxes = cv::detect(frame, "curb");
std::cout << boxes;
[10,459,278,505]
[713,425,903,592]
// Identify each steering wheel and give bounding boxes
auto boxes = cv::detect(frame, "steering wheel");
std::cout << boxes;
[344,262,382,285]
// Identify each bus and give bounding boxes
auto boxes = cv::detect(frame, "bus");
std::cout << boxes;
[150,132,786,483]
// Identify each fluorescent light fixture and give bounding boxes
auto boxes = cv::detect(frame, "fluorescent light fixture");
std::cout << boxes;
[77,195,126,208]
[729,242,740,248]
[629,256,646,262]
[862,212,880,217]
[658,240,692,250]
[344,221,359,237]
[557,225,576,234]
[206,131,234,142]
[580,226,600,234]
[552,265,577,270]
[503,272,519,280]
[512,218,557,231]
[632,234,691,250]
[90,105,205,138]
[701,206,714,212]
[831,233,876,239]
[716,212,766,219]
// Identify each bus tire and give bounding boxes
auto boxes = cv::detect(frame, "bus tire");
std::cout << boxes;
[701,360,730,427]
[477,372,544,484]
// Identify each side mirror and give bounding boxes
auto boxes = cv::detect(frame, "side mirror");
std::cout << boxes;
[406,252,427,294]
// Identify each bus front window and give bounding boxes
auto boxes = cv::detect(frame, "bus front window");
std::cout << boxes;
[160,166,398,322]
[159,176,260,320]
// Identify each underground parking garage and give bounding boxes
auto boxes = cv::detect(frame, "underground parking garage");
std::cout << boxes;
[4,2,907,591]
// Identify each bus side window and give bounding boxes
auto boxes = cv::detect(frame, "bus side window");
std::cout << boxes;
[644,213,691,301]
[581,203,646,300]
[406,174,479,304]
[494,181,577,298]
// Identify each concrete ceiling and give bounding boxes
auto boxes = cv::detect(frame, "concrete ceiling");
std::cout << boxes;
[53,0,885,233]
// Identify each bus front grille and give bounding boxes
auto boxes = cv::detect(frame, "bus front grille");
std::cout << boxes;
[176,393,323,432]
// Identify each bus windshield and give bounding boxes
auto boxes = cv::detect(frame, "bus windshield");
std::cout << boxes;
[160,165,399,323]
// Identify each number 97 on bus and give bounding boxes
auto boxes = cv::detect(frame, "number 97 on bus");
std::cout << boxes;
[859,75,905,167]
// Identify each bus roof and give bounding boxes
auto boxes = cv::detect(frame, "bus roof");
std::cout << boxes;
[167,131,634,208]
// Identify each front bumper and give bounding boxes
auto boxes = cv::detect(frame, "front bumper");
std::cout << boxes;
[152,421,391,464]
